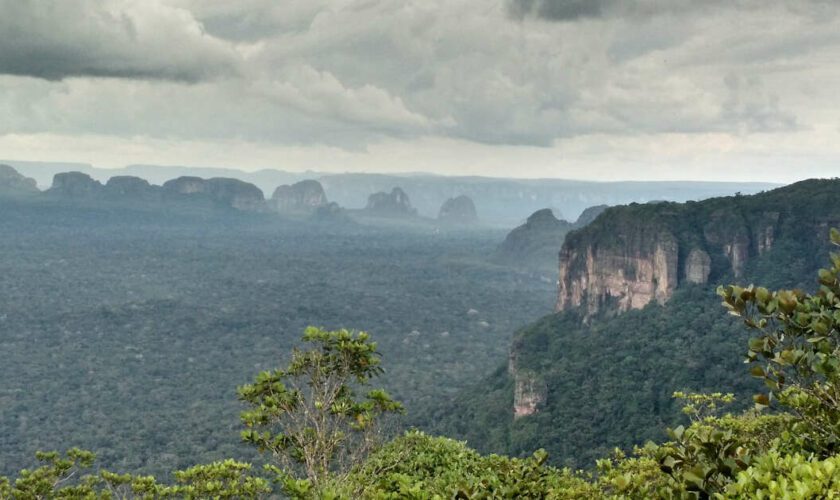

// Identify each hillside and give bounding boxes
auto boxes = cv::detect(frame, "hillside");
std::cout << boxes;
[421,178,840,467]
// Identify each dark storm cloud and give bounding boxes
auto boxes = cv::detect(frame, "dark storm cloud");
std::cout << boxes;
[0,0,240,82]
[508,0,612,21]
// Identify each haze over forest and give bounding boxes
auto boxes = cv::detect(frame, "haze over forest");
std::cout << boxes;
[2,1,840,498]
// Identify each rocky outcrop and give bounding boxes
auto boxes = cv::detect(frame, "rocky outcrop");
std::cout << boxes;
[557,229,679,315]
[438,195,478,224]
[271,180,328,213]
[47,172,103,198]
[0,164,38,196]
[513,370,547,419]
[162,176,265,211]
[365,187,417,217]
[552,184,830,317]
[104,176,159,200]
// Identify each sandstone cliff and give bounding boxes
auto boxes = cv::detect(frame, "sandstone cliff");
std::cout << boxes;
[555,182,840,317]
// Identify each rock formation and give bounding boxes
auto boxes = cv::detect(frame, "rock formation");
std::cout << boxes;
[496,206,607,270]
[513,370,547,419]
[0,164,39,196]
[271,180,328,213]
[311,202,349,223]
[552,183,835,318]
[162,176,265,211]
[47,172,103,198]
[365,187,417,217]
[104,176,159,200]
[684,248,712,284]
[438,195,478,224]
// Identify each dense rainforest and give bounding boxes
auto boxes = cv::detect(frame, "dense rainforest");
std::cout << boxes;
[0,195,554,478]
[3,169,840,497]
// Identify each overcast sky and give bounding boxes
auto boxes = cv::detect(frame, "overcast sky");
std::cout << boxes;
[0,0,838,181]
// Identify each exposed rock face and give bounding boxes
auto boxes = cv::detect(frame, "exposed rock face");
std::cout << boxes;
[684,248,712,284]
[438,195,478,224]
[513,371,547,419]
[557,230,679,315]
[365,187,417,217]
[553,188,820,317]
[47,172,103,198]
[162,176,265,211]
[0,164,38,195]
[104,176,159,200]
[271,180,328,212]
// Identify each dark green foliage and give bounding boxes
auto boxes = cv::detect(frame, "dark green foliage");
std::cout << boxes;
[427,180,840,469]
[239,328,402,487]
[0,197,553,478]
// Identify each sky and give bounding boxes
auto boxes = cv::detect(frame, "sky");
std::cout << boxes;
[0,0,839,182]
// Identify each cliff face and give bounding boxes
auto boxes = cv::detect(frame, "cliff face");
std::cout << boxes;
[555,182,840,317]
[557,227,679,315]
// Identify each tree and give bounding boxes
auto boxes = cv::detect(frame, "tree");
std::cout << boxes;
[238,327,403,492]
[719,228,840,455]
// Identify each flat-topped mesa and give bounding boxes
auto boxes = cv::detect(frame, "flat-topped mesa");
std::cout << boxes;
[0,164,39,195]
[162,176,265,211]
[365,187,417,217]
[47,171,103,198]
[271,180,328,213]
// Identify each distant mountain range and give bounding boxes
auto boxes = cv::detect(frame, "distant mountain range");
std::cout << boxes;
[4,160,779,227]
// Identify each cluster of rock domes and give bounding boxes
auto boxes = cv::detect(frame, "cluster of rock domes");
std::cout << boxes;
[2,164,482,225]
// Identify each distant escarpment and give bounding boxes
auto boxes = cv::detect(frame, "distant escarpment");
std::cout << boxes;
[271,180,328,213]
[162,176,265,211]
[557,180,840,318]
[0,164,39,196]
[438,195,478,224]
[496,205,607,272]
[364,187,417,217]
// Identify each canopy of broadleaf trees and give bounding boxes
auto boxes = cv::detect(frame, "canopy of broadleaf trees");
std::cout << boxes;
[3,230,840,498]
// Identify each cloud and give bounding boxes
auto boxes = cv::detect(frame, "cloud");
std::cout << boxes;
[0,0,836,174]
[0,0,241,81]
[507,0,611,21]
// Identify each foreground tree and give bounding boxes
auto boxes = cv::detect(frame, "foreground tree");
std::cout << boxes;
[238,327,403,494]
